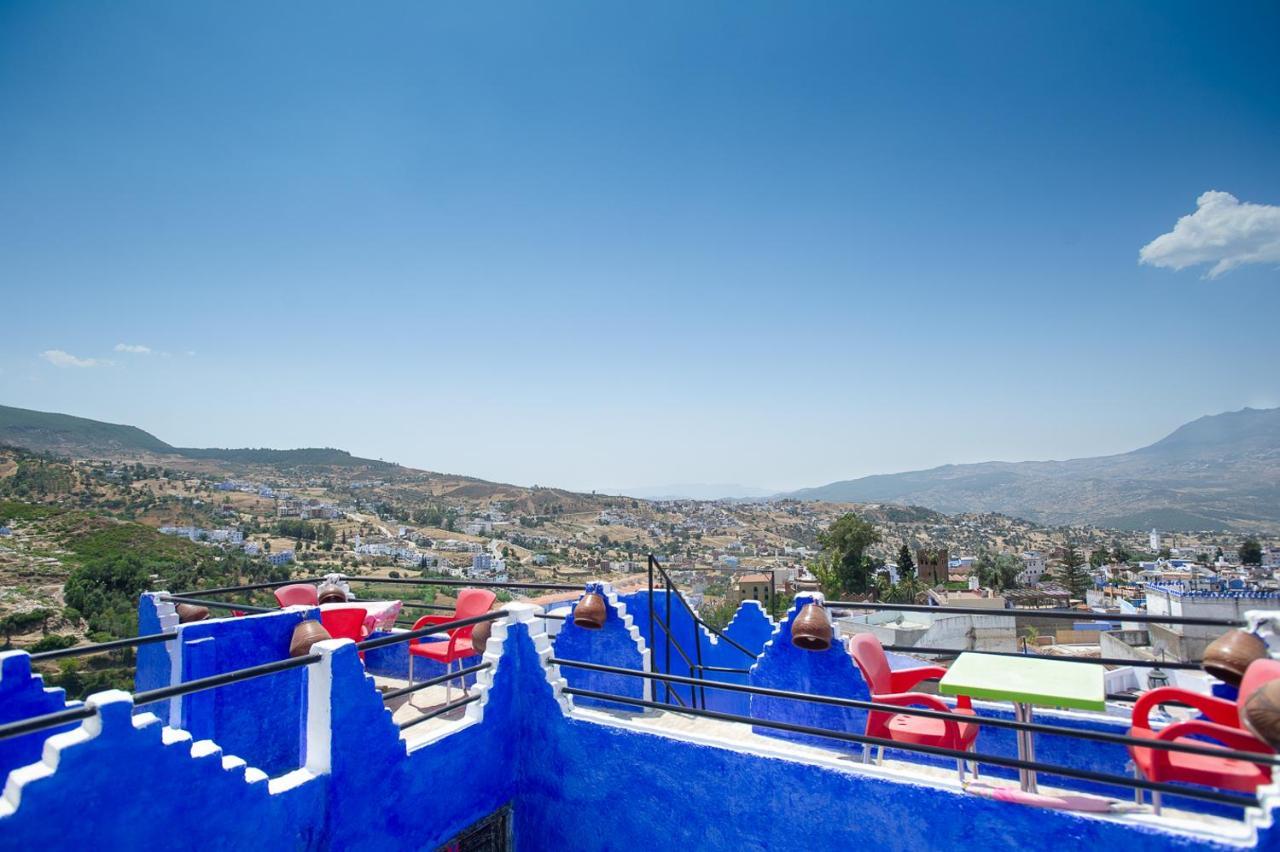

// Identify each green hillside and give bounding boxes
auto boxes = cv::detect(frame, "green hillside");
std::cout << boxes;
[0,404,173,455]
[0,404,391,470]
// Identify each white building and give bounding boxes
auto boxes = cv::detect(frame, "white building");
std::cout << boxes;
[1019,551,1046,586]
[1149,528,1160,553]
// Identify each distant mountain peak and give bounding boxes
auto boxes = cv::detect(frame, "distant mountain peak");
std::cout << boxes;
[781,406,1280,532]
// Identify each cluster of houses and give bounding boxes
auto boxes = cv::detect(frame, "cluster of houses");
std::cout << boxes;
[276,498,343,520]
[215,480,278,498]
[157,525,245,546]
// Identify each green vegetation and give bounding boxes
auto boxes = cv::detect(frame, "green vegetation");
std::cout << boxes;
[975,551,1022,591]
[1,503,289,698]
[0,499,61,522]
[1055,544,1090,599]
[815,512,882,596]
[0,404,172,454]
[0,457,75,499]
[275,519,336,546]
[1239,537,1263,566]
[896,544,915,578]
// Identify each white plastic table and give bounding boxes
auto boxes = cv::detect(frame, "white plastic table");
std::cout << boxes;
[939,653,1105,793]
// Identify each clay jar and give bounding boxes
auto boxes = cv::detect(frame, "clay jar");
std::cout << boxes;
[1244,680,1280,751]
[472,614,494,654]
[1202,629,1268,686]
[573,588,607,630]
[175,603,210,623]
[289,620,332,657]
[791,602,833,652]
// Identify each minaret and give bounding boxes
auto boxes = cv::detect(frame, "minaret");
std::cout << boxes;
[1149,528,1160,553]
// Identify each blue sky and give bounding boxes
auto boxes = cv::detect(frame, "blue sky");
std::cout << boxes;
[2,1,1278,493]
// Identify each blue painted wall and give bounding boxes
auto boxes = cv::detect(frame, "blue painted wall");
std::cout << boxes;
[0,653,77,781]
[748,594,870,749]
[176,609,311,776]
[615,589,769,714]
[0,690,322,850]
[553,584,647,711]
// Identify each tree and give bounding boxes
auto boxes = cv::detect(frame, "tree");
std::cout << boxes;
[1088,548,1108,569]
[896,544,915,580]
[975,552,1021,592]
[809,552,843,599]
[817,513,882,595]
[1240,538,1263,566]
[1056,544,1090,599]
[1111,543,1132,565]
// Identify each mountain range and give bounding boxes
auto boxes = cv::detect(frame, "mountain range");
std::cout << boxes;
[782,407,1280,531]
[3,402,1278,532]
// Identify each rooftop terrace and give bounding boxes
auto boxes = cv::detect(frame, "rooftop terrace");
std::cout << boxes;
[2,565,1279,850]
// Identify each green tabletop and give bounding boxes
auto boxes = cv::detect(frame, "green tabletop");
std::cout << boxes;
[938,652,1106,711]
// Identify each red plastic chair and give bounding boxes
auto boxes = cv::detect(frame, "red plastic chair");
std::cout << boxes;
[320,607,369,661]
[849,633,978,778]
[1128,659,1279,812]
[274,584,319,608]
[408,588,497,701]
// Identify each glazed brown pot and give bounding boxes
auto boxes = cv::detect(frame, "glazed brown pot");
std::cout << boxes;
[791,602,832,652]
[1244,680,1280,751]
[1202,629,1268,686]
[175,603,209,623]
[289,620,332,657]
[574,591,607,630]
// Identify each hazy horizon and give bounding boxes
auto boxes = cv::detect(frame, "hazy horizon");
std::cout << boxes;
[2,2,1278,493]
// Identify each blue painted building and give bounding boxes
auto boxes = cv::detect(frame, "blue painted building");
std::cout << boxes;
[0,591,1277,850]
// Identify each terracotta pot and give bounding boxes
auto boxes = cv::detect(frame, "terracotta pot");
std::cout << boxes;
[1244,679,1280,750]
[289,620,332,657]
[472,614,493,654]
[791,602,832,652]
[175,603,209,623]
[1202,629,1268,686]
[574,591,607,630]
[317,588,347,605]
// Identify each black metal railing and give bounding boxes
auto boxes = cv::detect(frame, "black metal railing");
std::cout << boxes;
[826,599,1245,629]
[647,555,763,711]
[881,645,1205,671]
[172,576,330,597]
[160,595,274,614]
[342,576,583,592]
[0,610,511,744]
[30,630,179,662]
[550,657,1268,810]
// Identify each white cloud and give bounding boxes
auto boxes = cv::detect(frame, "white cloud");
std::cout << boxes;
[114,343,152,354]
[1140,191,1280,279]
[40,349,108,368]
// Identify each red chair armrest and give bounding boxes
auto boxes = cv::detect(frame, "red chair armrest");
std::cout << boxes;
[409,614,454,644]
[873,691,964,742]
[875,691,953,713]
[888,666,949,693]
[1156,720,1273,753]
[1144,719,1273,778]
[1132,687,1238,731]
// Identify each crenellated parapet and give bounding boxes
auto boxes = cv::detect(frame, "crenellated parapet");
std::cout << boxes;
[749,593,870,749]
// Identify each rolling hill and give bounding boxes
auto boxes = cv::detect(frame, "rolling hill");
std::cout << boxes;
[782,407,1280,531]
[0,404,392,470]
